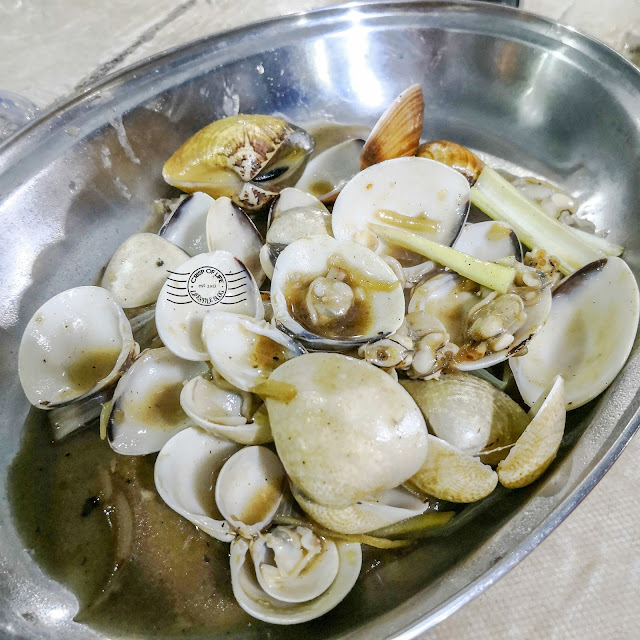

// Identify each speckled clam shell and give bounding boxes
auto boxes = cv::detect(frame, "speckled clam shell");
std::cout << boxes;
[400,373,529,457]
[416,140,485,186]
[498,376,566,489]
[360,84,424,170]
[408,434,498,503]
[162,114,313,210]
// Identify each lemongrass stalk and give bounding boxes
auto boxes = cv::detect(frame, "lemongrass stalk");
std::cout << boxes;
[369,223,515,293]
[470,167,604,275]
[369,511,455,538]
[567,225,623,257]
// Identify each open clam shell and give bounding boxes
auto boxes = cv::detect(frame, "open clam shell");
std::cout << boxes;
[291,484,429,535]
[158,191,214,256]
[453,221,522,263]
[270,235,405,350]
[214,446,286,538]
[498,376,566,489]
[180,374,272,445]
[101,233,189,309]
[408,434,498,503]
[205,196,264,286]
[332,157,470,267]
[295,138,365,203]
[18,286,135,409]
[268,186,328,223]
[162,114,314,210]
[266,353,428,508]
[107,347,207,455]
[400,373,529,457]
[201,311,305,392]
[510,257,640,409]
[154,426,241,542]
[230,532,361,624]
[155,251,263,361]
[360,84,424,170]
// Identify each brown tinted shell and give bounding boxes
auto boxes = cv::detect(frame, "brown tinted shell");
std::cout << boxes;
[360,84,424,170]
[416,140,485,186]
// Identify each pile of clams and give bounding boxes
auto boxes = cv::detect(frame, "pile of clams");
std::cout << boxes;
[18,87,639,625]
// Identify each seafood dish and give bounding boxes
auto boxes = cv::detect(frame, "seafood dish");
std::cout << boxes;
[13,84,640,631]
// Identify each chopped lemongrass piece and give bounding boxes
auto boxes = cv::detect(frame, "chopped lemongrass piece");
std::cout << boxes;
[470,167,605,275]
[369,223,516,293]
[566,225,624,257]
[99,400,113,440]
[469,368,510,392]
[369,511,455,538]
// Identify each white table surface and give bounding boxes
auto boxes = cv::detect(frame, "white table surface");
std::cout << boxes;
[2,1,639,638]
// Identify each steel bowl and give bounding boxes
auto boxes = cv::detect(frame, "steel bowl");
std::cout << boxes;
[1,1,640,638]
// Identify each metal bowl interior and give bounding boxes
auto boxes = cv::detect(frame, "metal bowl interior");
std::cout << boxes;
[1,2,640,639]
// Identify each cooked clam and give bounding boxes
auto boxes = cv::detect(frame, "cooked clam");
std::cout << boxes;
[180,374,272,445]
[158,191,214,256]
[163,114,314,210]
[416,139,485,186]
[201,311,305,392]
[332,157,470,267]
[205,196,265,285]
[101,233,189,309]
[18,286,135,409]
[270,236,405,349]
[230,530,361,624]
[107,347,207,455]
[498,376,566,489]
[265,353,428,508]
[510,257,640,409]
[155,251,263,361]
[453,221,522,263]
[154,426,241,542]
[360,84,424,169]
[295,138,365,202]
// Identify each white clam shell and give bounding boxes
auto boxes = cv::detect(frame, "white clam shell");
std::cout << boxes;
[266,353,428,508]
[292,484,429,534]
[453,221,522,262]
[107,347,207,455]
[206,196,265,286]
[230,533,361,624]
[154,426,240,542]
[271,235,405,349]
[295,138,365,202]
[332,157,470,265]
[155,251,263,361]
[158,191,214,256]
[201,311,305,392]
[101,233,190,309]
[18,286,134,408]
[510,257,640,409]
[269,186,328,222]
[250,526,339,602]
[498,375,566,488]
[215,446,285,538]
[180,374,273,445]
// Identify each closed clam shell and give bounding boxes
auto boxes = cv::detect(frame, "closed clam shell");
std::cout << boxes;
[162,114,313,210]
[416,140,485,186]
[400,373,529,457]
[230,533,361,624]
[360,84,424,170]
[498,376,566,489]
[18,286,135,409]
[291,484,429,535]
[101,233,189,308]
[154,426,241,542]
[266,353,428,508]
[158,192,214,256]
[408,434,498,503]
